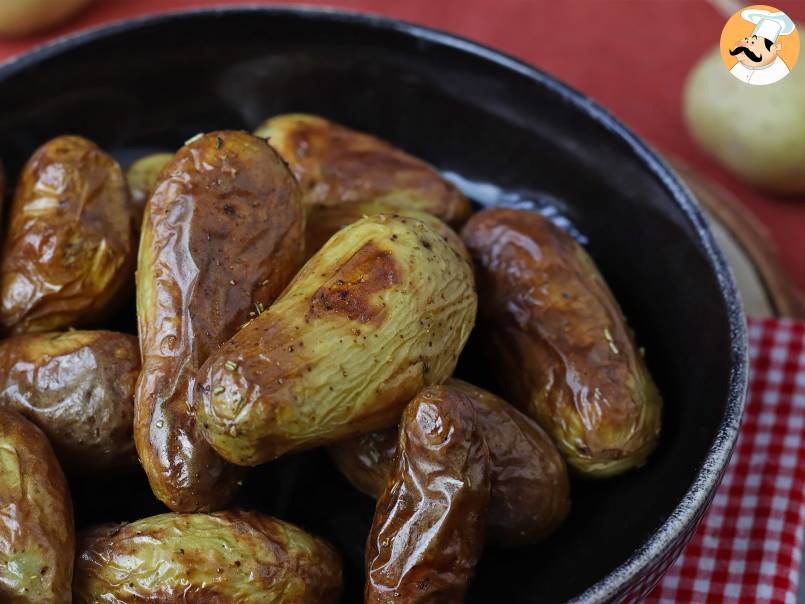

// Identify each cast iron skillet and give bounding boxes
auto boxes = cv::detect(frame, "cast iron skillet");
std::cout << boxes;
[0,7,747,603]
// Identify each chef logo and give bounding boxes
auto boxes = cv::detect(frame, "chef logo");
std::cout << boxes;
[720,5,799,85]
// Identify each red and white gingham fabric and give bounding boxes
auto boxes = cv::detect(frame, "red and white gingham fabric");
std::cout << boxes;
[648,317,805,603]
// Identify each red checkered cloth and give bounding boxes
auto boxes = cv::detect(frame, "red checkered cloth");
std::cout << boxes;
[648,317,805,603]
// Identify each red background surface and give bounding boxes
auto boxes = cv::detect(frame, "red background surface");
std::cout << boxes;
[1,0,803,294]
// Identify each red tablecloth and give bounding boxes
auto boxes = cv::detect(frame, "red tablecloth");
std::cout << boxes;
[0,0,803,296]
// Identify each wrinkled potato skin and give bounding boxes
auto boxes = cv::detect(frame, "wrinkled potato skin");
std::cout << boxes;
[0,409,74,603]
[0,331,138,472]
[125,152,173,219]
[365,386,490,603]
[0,136,135,334]
[331,378,570,546]
[197,214,477,466]
[135,131,305,511]
[73,511,342,603]
[255,114,471,226]
[462,208,662,477]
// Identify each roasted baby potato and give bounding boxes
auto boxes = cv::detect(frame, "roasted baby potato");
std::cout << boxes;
[135,131,305,511]
[331,378,570,546]
[254,114,471,225]
[0,408,74,603]
[462,208,662,477]
[196,214,477,466]
[365,385,490,603]
[73,511,342,603]
[125,152,173,218]
[0,330,139,472]
[330,425,398,498]
[0,135,136,334]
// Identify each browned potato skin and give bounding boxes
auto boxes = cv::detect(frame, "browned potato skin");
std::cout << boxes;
[331,378,570,546]
[255,114,471,226]
[0,408,74,603]
[0,136,136,334]
[461,208,663,477]
[135,131,305,511]
[329,426,397,498]
[365,385,490,603]
[74,511,342,603]
[0,330,139,472]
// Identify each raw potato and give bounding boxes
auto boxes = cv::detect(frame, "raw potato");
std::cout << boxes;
[196,214,477,466]
[365,385,490,603]
[0,409,74,603]
[254,113,471,224]
[125,152,173,218]
[73,511,342,603]
[331,378,571,546]
[684,45,805,194]
[0,331,139,472]
[135,131,305,511]
[0,0,93,37]
[462,208,662,477]
[0,135,136,334]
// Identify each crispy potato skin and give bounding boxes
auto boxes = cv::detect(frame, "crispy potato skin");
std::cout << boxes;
[73,511,342,603]
[135,131,305,511]
[365,386,490,603]
[196,214,477,466]
[331,378,570,546]
[125,152,173,220]
[255,114,471,224]
[461,208,663,477]
[0,409,74,603]
[0,331,138,472]
[0,136,136,334]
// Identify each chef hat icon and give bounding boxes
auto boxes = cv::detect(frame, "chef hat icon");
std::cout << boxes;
[741,8,795,42]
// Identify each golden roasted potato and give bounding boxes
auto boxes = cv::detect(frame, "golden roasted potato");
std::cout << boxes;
[135,131,305,511]
[0,408,74,603]
[0,330,139,472]
[331,378,570,546]
[73,511,342,603]
[125,152,173,218]
[0,0,93,37]
[0,135,136,334]
[254,113,471,225]
[196,214,477,466]
[365,385,490,603]
[462,208,662,477]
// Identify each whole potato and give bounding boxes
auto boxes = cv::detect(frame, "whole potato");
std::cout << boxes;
[462,208,662,477]
[331,378,570,546]
[254,113,471,224]
[0,0,93,37]
[197,214,477,466]
[365,385,490,603]
[0,408,74,603]
[135,131,305,511]
[0,330,139,472]
[73,511,342,603]
[0,135,136,334]
[685,45,805,194]
[125,152,173,219]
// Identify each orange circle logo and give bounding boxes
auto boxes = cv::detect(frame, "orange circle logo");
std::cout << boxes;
[720,5,799,85]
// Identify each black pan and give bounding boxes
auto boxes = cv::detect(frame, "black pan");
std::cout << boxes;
[0,7,747,603]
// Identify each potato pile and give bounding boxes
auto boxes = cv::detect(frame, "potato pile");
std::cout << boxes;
[0,115,662,602]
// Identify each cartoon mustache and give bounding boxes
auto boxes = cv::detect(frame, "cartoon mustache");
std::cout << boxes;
[730,45,763,62]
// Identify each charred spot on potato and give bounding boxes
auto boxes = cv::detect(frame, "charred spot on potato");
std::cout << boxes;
[306,242,399,324]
